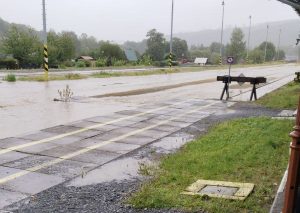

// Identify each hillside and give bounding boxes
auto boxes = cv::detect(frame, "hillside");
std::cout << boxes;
[174,19,300,56]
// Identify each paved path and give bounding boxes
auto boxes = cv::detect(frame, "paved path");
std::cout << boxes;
[0,98,233,209]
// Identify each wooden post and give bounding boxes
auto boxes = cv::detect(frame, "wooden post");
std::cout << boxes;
[283,96,300,213]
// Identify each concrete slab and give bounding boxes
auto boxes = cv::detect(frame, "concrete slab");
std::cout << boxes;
[13,142,59,154]
[68,157,141,187]
[0,137,33,149]
[85,115,122,123]
[278,110,295,117]
[0,166,64,195]
[40,146,120,165]
[200,185,238,196]
[95,142,140,154]
[49,136,83,146]
[117,135,156,146]
[94,127,139,141]
[130,122,181,133]
[41,125,81,134]
[3,155,97,179]
[109,119,141,128]
[0,189,28,209]
[17,131,57,141]
[115,110,143,116]
[151,133,194,154]
[73,129,103,139]
[138,129,171,139]
[0,149,31,165]
[68,120,97,128]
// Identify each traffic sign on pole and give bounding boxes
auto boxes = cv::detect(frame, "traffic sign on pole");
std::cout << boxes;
[227,56,234,64]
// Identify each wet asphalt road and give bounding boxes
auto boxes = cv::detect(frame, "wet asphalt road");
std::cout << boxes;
[0,64,296,212]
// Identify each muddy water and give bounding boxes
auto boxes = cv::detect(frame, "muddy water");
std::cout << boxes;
[0,64,298,139]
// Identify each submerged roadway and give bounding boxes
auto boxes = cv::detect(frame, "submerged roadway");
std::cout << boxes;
[0,64,298,211]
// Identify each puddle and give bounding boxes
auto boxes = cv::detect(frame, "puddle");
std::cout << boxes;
[151,132,194,154]
[68,157,142,187]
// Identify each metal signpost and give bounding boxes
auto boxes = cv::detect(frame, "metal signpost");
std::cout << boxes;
[42,0,48,80]
[169,0,174,69]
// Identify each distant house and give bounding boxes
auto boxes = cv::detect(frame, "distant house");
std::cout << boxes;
[77,56,95,61]
[194,57,208,66]
[124,49,138,62]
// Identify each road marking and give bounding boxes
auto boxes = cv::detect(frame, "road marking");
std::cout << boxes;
[0,99,193,156]
[0,101,217,185]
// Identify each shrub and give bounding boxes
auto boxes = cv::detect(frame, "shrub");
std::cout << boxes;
[0,58,19,69]
[4,74,16,82]
[95,58,107,67]
[65,73,83,80]
[63,60,75,67]
[111,58,127,66]
[76,61,86,68]
[84,60,92,67]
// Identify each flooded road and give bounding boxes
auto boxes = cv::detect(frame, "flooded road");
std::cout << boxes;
[0,64,297,139]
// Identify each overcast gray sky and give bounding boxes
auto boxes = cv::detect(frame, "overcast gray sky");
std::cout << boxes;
[0,0,298,42]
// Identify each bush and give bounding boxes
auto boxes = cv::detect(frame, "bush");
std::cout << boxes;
[138,55,153,66]
[76,61,86,68]
[0,58,19,69]
[63,60,75,67]
[4,74,16,82]
[95,58,107,67]
[84,60,92,67]
[111,58,127,66]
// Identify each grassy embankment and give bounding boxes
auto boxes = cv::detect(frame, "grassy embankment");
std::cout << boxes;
[128,118,291,212]
[2,61,288,82]
[257,82,300,110]
[128,81,298,212]
[18,73,87,82]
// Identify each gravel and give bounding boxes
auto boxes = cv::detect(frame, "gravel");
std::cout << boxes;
[5,102,281,213]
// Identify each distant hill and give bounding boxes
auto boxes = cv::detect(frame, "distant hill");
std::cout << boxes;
[174,19,300,56]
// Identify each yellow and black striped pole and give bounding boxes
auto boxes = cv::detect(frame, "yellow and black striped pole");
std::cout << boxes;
[44,44,49,80]
[169,53,173,69]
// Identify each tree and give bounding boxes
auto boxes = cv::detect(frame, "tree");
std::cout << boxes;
[145,29,166,61]
[277,50,286,60]
[249,48,264,64]
[97,41,126,60]
[166,37,188,59]
[226,28,246,63]
[258,42,276,62]
[1,25,42,68]
[78,33,98,56]
[209,42,223,54]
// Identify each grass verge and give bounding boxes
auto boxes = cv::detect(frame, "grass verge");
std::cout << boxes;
[128,117,292,213]
[18,73,87,82]
[257,82,300,110]
[3,74,16,82]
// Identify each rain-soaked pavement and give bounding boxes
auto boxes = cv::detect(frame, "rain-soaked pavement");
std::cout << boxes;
[0,64,298,211]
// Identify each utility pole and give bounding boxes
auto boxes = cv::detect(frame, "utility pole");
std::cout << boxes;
[264,25,269,63]
[246,15,252,64]
[169,0,174,69]
[276,29,282,61]
[42,0,48,80]
[220,0,225,66]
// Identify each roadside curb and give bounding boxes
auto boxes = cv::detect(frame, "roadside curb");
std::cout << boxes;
[270,170,288,213]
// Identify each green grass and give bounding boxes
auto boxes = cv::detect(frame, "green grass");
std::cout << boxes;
[3,74,16,82]
[257,82,300,110]
[129,117,292,213]
[18,73,87,82]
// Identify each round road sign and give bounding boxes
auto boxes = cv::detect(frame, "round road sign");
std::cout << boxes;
[227,56,234,64]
